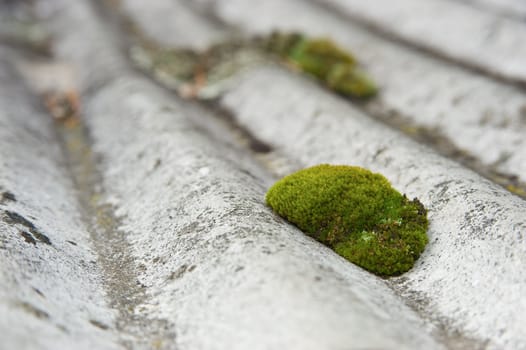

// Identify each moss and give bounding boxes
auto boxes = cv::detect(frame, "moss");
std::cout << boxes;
[326,64,377,98]
[266,164,428,276]
[266,32,377,98]
[288,37,356,80]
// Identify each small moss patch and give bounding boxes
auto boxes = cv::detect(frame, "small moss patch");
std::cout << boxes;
[266,164,428,276]
[266,32,377,98]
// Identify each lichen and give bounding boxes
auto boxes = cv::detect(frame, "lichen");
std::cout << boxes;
[266,164,428,276]
[266,32,377,98]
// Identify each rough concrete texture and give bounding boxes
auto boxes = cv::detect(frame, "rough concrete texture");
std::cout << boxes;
[194,0,526,190]
[218,65,526,349]
[41,1,446,349]
[317,0,526,83]
[0,52,121,349]
[1,0,525,349]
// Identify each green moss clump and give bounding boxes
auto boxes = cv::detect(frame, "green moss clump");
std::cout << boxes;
[326,64,377,98]
[288,38,356,80]
[265,164,428,276]
[265,32,377,98]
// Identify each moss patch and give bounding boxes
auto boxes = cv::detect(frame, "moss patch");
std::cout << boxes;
[266,32,377,98]
[266,164,428,276]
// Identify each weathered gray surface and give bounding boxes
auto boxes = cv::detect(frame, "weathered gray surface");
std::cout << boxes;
[218,65,526,349]
[1,0,526,349]
[0,52,121,350]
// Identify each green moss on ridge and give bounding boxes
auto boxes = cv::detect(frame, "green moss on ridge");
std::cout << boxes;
[266,32,377,98]
[266,164,428,276]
